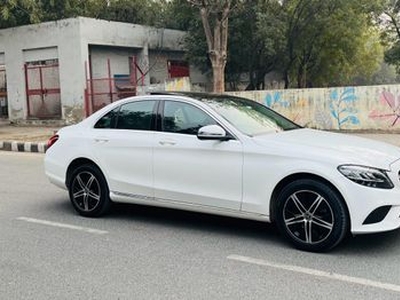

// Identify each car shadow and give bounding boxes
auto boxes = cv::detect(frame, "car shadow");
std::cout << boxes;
[46,200,400,254]
[110,203,400,253]
[338,230,400,255]
[109,202,283,244]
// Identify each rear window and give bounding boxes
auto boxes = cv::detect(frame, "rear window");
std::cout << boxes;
[94,101,157,131]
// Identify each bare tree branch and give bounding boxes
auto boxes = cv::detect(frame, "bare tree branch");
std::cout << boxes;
[385,10,400,40]
[200,7,214,52]
[189,0,234,92]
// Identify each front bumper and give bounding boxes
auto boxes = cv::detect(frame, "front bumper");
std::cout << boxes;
[344,159,400,234]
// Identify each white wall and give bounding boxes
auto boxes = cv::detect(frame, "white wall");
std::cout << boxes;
[0,17,210,122]
[0,18,85,122]
[149,50,183,84]
[89,45,139,78]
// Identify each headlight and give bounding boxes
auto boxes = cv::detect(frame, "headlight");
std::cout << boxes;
[338,165,394,189]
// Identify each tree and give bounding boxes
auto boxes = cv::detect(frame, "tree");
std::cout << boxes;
[244,0,286,90]
[97,0,165,26]
[381,1,400,74]
[0,0,107,28]
[162,0,197,30]
[0,0,167,29]
[38,0,107,21]
[0,0,40,28]
[188,0,233,93]
[280,0,383,88]
[1,0,386,89]
[181,0,384,90]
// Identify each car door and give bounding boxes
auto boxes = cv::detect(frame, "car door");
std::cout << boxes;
[90,100,157,198]
[153,100,243,210]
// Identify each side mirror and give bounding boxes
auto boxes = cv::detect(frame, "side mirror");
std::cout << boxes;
[197,125,230,141]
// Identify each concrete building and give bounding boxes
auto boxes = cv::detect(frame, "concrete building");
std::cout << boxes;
[0,17,208,124]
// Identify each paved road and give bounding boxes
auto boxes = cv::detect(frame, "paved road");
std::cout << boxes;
[1,152,400,299]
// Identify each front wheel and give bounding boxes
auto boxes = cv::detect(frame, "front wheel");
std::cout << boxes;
[68,164,111,217]
[275,179,349,252]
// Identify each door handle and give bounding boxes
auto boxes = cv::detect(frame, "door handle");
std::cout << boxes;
[159,140,176,146]
[94,138,109,143]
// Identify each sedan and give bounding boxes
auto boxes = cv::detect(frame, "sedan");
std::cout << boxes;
[44,92,400,252]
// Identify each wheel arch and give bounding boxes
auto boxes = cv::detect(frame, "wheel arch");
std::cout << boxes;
[66,158,102,189]
[269,173,350,225]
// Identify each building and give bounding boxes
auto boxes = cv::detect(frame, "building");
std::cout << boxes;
[0,17,208,124]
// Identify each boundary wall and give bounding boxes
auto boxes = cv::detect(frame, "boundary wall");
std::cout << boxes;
[229,84,400,131]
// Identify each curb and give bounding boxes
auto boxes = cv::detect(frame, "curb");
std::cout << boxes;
[0,140,47,153]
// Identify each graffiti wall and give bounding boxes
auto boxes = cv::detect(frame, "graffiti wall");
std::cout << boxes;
[229,85,400,131]
[165,76,191,92]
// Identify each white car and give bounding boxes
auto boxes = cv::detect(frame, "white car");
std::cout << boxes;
[45,92,400,252]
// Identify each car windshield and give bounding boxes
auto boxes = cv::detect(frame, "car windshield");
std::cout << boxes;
[200,95,300,136]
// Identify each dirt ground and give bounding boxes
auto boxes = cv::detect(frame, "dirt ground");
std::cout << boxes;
[0,125,60,142]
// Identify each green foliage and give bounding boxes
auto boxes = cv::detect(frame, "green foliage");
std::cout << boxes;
[168,0,288,90]
[250,1,287,89]
[0,0,392,88]
[279,0,384,88]
[381,0,400,75]
[178,0,385,89]
[0,0,166,29]
[161,1,209,73]
[356,62,399,85]
[39,0,107,21]
[98,0,165,26]
[162,0,198,30]
[385,42,400,72]
[0,0,41,28]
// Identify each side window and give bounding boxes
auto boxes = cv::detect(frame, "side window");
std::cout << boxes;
[94,108,119,129]
[116,101,156,130]
[163,101,216,135]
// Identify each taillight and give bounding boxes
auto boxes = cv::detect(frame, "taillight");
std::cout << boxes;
[47,134,59,150]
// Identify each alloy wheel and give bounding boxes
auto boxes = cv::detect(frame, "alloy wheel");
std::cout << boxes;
[71,171,101,212]
[283,190,334,245]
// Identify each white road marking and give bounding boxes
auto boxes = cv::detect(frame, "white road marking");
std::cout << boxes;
[227,254,400,293]
[16,217,108,235]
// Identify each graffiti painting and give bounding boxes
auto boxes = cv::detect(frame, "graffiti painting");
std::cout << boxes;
[264,92,290,109]
[314,109,333,129]
[369,90,400,127]
[329,87,360,130]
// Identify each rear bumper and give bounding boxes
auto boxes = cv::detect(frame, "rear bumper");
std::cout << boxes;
[44,155,67,190]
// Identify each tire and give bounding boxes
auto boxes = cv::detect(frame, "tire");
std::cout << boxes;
[68,164,111,217]
[275,179,349,252]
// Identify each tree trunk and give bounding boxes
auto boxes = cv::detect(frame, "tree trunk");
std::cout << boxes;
[284,70,290,89]
[297,65,307,88]
[256,70,266,90]
[197,2,230,94]
[245,70,256,90]
[212,61,225,93]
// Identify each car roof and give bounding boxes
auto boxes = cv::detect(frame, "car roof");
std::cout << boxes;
[150,91,220,98]
[83,91,253,127]
[149,91,247,102]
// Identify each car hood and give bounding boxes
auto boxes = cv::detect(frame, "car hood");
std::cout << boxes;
[252,129,400,169]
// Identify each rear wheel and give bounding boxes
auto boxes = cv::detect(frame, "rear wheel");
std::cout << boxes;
[276,179,349,252]
[68,164,111,217]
